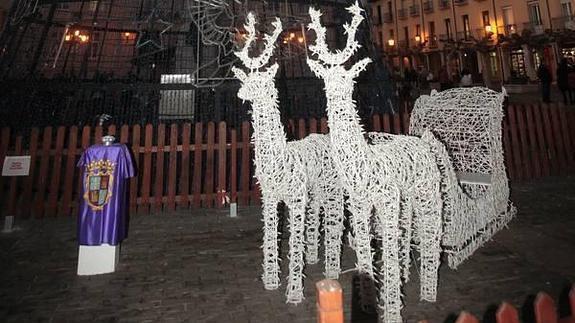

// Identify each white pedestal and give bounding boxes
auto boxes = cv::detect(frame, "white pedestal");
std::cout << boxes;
[229,203,237,218]
[2,215,14,233]
[77,244,120,276]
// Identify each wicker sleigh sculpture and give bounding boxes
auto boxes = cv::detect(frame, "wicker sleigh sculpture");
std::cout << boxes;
[409,87,517,269]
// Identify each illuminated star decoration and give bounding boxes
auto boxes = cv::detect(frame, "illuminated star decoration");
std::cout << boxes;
[136,8,174,51]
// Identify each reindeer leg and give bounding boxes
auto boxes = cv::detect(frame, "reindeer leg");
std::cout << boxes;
[261,195,280,290]
[323,186,344,279]
[285,196,307,304]
[415,177,443,302]
[348,197,377,312]
[375,187,403,323]
[305,196,320,265]
[399,195,414,282]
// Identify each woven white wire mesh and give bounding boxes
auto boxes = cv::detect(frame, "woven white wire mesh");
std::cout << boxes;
[232,14,345,305]
[307,3,443,321]
[410,87,517,268]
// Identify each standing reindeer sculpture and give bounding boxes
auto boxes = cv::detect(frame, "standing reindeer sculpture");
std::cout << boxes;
[231,14,345,304]
[306,3,444,321]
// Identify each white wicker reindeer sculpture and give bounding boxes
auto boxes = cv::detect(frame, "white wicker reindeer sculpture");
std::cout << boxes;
[307,3,444,321]
[232,14,345,304]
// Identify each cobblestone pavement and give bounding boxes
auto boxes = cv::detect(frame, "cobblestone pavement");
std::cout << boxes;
[1,176,574,323]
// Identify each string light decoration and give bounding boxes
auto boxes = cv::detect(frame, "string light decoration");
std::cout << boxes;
[135,7,174,51]
[307,3,444,321]
[232,13,345,304]
[185,0,238,88]
[410,87,516,269]
[64,29,91,43]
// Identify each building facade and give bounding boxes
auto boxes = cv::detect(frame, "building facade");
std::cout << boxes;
[371,0,575,85]
[0,0,394,129]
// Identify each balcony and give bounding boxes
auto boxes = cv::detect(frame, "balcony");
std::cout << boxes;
[410,4,420,17]
[426,35,439,48]
[523,21,545,35]
[438,34,454,42]
[552,16,575,31]
[439,0,450,10]
[423,0,434,13]
[385,43,396,52]
[383,12,393,23]
[475,27,495,40]
[398,40,409,50]
[398,8,408,20]
[456,30,473,41]
[454,0,468,6]
[497,24,518,37]
[411,36,424,47]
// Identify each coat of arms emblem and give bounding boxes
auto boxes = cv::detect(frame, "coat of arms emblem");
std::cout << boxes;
[84,159,115,211]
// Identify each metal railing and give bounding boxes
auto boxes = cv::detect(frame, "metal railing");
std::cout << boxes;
[426,35,439,48]
[523,21,545,35]
[439,34,454,42]
[475,28,495,39]
[552,16,575,30]
[497,24,518,36]
[456,31,473,41]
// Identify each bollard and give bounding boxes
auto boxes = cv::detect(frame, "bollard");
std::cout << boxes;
[316,279,343,323]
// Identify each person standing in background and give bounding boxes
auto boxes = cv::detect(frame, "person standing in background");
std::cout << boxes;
[439,65,450,91]
[460,68,473,87]
[557,58,573,105]
[537,63,552,103]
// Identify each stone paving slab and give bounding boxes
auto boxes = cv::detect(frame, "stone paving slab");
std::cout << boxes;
[1,176,574,322]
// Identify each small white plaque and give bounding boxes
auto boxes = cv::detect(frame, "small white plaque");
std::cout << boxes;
[2,156,31,176]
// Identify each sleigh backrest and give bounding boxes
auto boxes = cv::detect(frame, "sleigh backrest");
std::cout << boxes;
[410,87,506,188]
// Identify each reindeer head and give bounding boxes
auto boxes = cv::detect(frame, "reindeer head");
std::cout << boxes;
[306,2,371,89]
[232,13,282,104]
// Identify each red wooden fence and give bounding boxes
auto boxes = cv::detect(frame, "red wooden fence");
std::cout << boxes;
[317,284,575,323]
[1,103,574,218]
[453,285,575,323]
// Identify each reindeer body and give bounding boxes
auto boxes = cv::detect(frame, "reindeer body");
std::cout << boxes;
[232,15,344,304]
[307,3,444,322]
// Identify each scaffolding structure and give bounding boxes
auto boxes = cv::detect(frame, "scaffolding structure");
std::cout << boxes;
[0,0,394,130]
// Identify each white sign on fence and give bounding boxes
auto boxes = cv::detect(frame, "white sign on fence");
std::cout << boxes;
[2,156,31,176]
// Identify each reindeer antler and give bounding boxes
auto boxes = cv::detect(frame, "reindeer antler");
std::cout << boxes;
[308,1,364,66]
[235,13,282,71]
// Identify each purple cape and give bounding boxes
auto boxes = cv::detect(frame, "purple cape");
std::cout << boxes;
[77,144,134,246]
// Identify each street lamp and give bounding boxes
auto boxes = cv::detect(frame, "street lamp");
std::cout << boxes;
[388,39,395,47]
[415,35,421,43]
